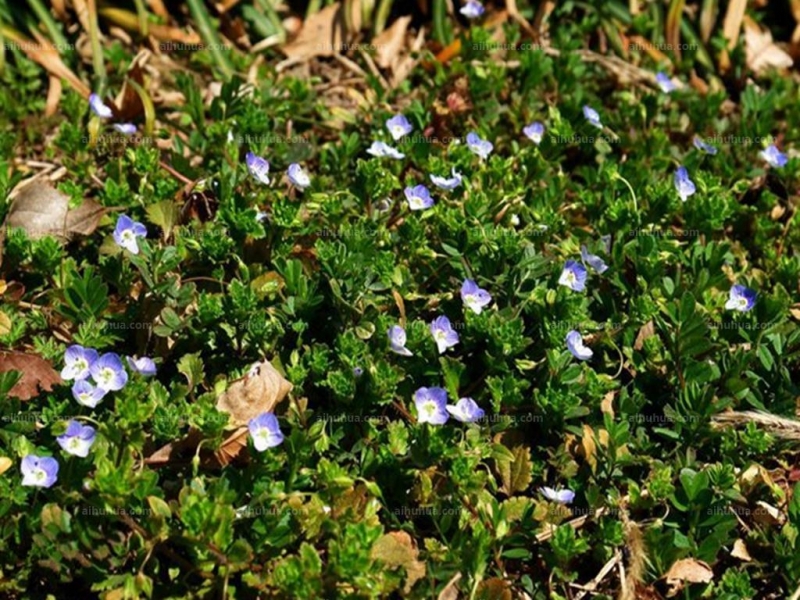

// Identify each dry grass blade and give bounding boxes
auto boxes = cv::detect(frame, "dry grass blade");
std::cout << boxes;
[4,30,90,98]
[712,410,800,440]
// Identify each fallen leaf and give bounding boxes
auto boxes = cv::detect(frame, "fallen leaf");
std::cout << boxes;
[10,32,90,98]
[0,352,63,400]
[370,531,426,594]
[373,16,411,69]
[114,51,148,122]
[0,312,10,336]
[281,4,344,61]
[215,360,293,428]
[437,572,461,600]
[664,558,713,597]
[215,427,250,467]
[601,391,616,417]
[45,75,63,117]
[582,424,598,472]
[719,0,747,72]
[745,17,793,75]
[731,539,752,561]
[634,320,655,351]
[475,578,512,600]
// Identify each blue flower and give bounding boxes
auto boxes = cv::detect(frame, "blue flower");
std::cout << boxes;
[460,0,485,18]
[693,135,717,155]
[57,420,97,458]
[414,387,450,425]
[558,260,587,292]
[430,316,459,354]
[540,486,575,504]
[429,167,463,190]
[388,325,413,356]
[21,455,59,488]
[353,366,364,377]
[446,397,485,423]
[89,93,113,118]
[287,163,311,189]
[255,210,269,223]
[760,144,788,168]
[404,184,435,211]
[113,215,147,254]
[61,345,99,381]
[725,285,756,312]
[655,72,676,93]
[71,380,107,408]
[461,279,492,314]
[523,121,545,145]
[565,330,593,361]
[466,132,493,160]
[126,356,157,376]
[246,151,271,185]
[386,114,413,141]
[248,412,284,451]
[580,245,608,274]
[113,123,137,135]
[674,166,696,202]
[367,140,405,160]
[583,105,602,129]
[90,353,128,392]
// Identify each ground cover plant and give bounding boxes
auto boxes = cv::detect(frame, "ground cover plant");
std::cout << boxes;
[2,0,800,598]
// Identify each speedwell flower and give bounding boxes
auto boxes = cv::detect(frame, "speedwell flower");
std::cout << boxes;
[246,152,271,185]
[580,245,608,274]
[674,166,696,202]
[71,380,107,408]
[583,105,602,129]
[466,132,493,160]
[287,164,311,189]
[388,325,413,356]
[523,122,545,145]
[558,260,587,292]
[367,140,405,159]
[113,123,137,135]
[90,353,128,392]
[460,0,485,18]
[461,279,492,314]
[655,72,676,94]
[21,455,59,488]
[540,487,575,504]
[725,285,756,312]
[113,215,147,254]
[248,412,284,451]
[61,345,99,381]
[404,185,434,211]
[760,144,788,168]
[57,420,97,458]
[446,397,485,423]
[693,135,718,155]
[565,330,593,361]
[430,316,459,354]
[126,356,156,376]
[414,387,450,425]
[89,93,113,118]
[386,114,413,141]
[429,167,463,190]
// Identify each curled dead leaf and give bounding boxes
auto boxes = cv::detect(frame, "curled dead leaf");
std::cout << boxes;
[730,539,752,562]
[0,352,63,400]
[215,360,293,428]
[664,558,713,597]
[370,531,426,594]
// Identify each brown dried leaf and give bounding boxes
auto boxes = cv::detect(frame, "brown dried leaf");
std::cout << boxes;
[582,424,597,472]
[601,391,616,417]
[214,427,249,467]
[634,320,655,351]
[216,360,293,428]
[45,75,63,117]
[373,16,411,69]
[281,4,344,61]
[437,572,461,600]
[475,578,512,600]
[0,352,63,401]
[745,18,793,75]
[15,34,91,98]
[731,539,752,561]
[370,531,426,594]
[664,558,713,597]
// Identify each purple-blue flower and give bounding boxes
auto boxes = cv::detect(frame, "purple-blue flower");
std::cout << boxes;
[760,144,788,168]
[655,72,676,94]
[693,135,717,155]
[113,123,137,135]
[246,151,271,185]
[57,420,97,458]
[558,260,587,292]
[71,380,107,408]
[414,387,450,425]
[89,93,113,118]
[353,366,364,377]
[460,0,485,18]
[61,345,99,381]
[674,166,696,202]
[446,397,485,423]
[113,215,147,254]
[725,285,757,312]
[461,279,492,314]
[540,486,575,504]
[367,140,405,160]
[583,105,602,129]
[404,185,434,211]
[248,412,284,451]
[126,356,157,377]
[388,325,413,356]
[386,114,413,141]
[565,330,593,361]
[286,163,311,189]
[430,316,459,354]
[466,132,493,160]
[21,455,59,488]
[580,245,608,274]
[429,167,463,191]
[523,121,545,145]
[90,353,128,392]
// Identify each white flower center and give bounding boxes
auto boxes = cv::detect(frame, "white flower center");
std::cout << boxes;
[393,126,404,137]
[70,438,81,450]
[35,468,45,481]
[566,272,575,284]
[98,368,114,384]
[423,402,436,416]
[122,230,134,243]
[435,330,447,341]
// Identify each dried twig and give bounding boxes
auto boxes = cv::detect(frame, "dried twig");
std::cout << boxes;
[712,410,800,441]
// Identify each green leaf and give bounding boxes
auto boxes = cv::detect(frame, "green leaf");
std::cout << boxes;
[178,353,204,391]
[496,444,533,496]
